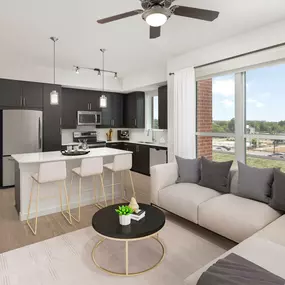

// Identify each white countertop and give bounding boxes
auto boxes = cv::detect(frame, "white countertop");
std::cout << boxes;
[12,148,132,164]
[106,140,168,148]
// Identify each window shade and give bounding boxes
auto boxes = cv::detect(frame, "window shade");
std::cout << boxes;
[195,44,285,80]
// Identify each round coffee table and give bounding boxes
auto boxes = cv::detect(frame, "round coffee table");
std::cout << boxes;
[92,203,165,276]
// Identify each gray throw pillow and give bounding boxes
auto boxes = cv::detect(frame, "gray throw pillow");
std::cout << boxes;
[237,162,274,204]
[269,169,285,212]
[175,156,201,184]
[198,157,233,193]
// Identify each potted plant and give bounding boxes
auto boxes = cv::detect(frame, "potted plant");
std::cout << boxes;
[115,205,133,226]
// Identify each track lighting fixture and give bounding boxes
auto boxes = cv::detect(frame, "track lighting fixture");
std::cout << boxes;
[97,70,101,76]
[114,73,118,79]
[75,66,80,74]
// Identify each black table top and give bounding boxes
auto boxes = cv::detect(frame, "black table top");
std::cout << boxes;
[92,203,165,240]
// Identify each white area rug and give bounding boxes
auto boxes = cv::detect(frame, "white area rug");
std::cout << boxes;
[0,214,234,285]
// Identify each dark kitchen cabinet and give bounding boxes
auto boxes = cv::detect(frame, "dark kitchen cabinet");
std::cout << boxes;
[107,142,124,150]
[158,85,167,129]
[123,92,145,128]
[0,79,22,107]
[21,82,43,109]
[123,143,149,175]
[99,93,123,128]
[135,144,150,175]
[43,84,62,151]
[61,88,78,129]
[111,93,124,127]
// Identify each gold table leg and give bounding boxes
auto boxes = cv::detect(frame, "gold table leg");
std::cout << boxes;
[91,235,165,277]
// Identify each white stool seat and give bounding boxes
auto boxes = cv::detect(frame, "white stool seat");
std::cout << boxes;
[103,154,135,205]
[27,161,72,235]
[31,173,39,182]
[103,163,114,171]
[72,167,81,176]
[70,157,107,223]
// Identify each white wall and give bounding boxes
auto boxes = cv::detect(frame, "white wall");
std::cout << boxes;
[167,18,285,160]
[0,57,123,92]
[168,19,285,73]
[122,66,167,92]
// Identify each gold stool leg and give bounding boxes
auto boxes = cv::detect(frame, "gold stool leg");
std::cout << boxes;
[111,172,114,205]
[58,181,72,224]
[70,177,81,223]
[100,174,107,207]
[129,170,136,198]
[27,181,40,235]
[125,240,129,276]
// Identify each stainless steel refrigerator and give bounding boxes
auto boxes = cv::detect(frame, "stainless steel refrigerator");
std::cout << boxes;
[1,110,42,187]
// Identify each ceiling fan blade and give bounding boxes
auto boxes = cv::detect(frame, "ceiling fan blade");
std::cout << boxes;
[97,9,143,24]
[172,6,219,21]
[150,26,161,39]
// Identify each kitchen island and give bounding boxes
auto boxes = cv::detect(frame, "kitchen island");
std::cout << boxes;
[12,148,132,221]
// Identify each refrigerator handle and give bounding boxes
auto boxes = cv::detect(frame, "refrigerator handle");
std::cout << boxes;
[38,117,42,150]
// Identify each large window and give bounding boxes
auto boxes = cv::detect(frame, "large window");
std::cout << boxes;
[152,95,159,129]
[196,74,235,161]
[196,62,285,171]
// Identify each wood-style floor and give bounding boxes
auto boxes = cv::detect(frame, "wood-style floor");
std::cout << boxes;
[0,188,100,254]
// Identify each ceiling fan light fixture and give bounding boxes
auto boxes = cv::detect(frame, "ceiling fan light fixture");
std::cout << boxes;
[146,13,167,27]
[143,6,170,27]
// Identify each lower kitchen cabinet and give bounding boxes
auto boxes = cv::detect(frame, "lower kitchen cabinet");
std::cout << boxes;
[123,143,150,175]
[107,142,124,150]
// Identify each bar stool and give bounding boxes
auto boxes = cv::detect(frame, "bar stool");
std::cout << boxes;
[70,157,107,222]
[27,161,72,235]
[103,154,136,205]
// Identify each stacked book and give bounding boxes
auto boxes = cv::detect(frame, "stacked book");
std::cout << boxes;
[130,209,145,221]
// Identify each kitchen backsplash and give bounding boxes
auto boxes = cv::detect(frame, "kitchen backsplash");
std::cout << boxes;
[61,128,168,145]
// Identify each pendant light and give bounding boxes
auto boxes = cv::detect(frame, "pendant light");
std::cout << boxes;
[50,37,59,105]
[99,48,107,108]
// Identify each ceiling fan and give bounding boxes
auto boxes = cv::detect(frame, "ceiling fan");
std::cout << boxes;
[97,0,219,39]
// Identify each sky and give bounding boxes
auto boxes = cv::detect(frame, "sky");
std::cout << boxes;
[212,63,285,122]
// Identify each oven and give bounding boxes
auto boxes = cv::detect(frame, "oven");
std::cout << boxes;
[77,111,102,126]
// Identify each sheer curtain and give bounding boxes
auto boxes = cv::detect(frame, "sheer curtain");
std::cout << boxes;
[173,67,196,158]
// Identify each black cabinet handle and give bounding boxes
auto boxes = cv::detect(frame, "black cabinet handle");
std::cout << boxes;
[134,119,137,127]
[23,97,26,106]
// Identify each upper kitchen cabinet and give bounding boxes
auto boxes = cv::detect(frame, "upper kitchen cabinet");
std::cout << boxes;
[158,85,168,129]
[21,81,43,109]
[123,92,145,128]
[99,92,123,128]
[0,79,43,109]
[0,79,22,108]
[61,88,78,129]
[43,84,62,152]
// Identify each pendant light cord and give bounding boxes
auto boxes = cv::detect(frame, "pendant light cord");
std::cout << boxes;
[53,39,56,84]
[102,49,105,94]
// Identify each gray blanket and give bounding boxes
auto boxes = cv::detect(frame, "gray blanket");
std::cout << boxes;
[197,253,285,285]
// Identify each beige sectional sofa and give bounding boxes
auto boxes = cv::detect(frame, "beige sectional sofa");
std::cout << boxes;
[150,162,285,284]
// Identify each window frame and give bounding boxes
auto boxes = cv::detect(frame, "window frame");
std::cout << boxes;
[196,63,285,165]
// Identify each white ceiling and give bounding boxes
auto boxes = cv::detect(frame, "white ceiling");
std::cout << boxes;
[1,0,285,79]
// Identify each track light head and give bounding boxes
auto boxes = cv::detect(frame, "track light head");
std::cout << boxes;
[75,66,80,74]
[114,73,118,79]
[97,70,101,76]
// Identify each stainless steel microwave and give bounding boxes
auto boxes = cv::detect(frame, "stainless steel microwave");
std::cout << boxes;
[77,111,102,126]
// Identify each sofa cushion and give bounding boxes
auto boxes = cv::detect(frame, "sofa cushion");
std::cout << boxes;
[158,183,221,224]
[184,236,285,285]
[236,162,274,203]
[199,157,233,193]
[269,169,285,212]
[175,156,201,184]
[198,194,281,243]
